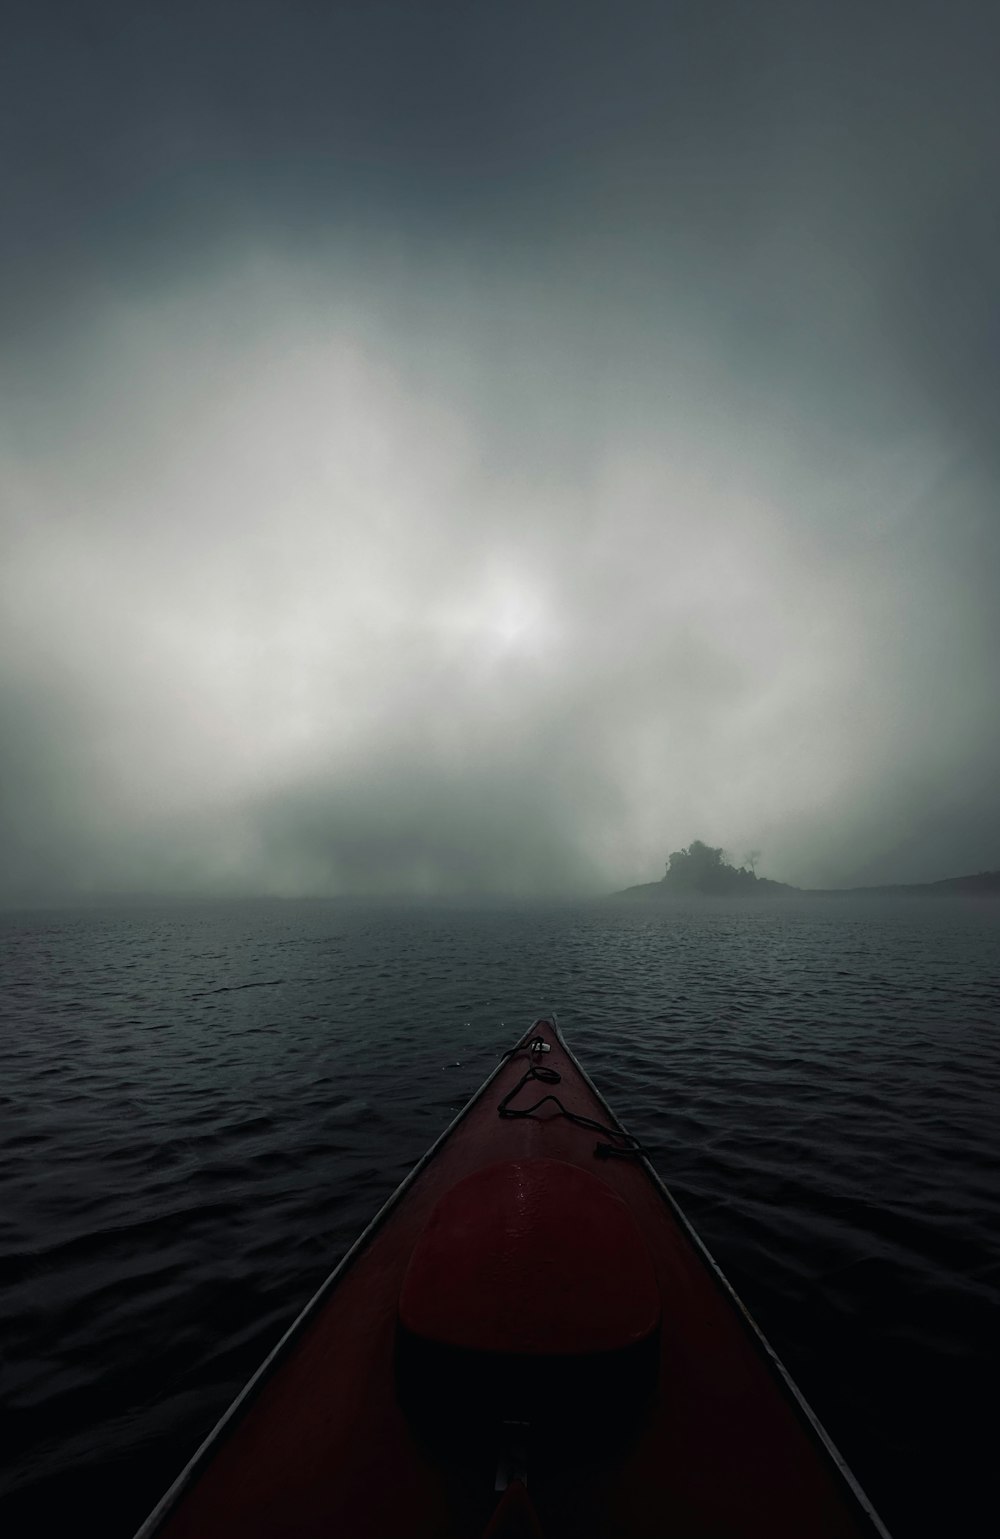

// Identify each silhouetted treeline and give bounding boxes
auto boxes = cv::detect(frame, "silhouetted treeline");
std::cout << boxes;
[662,841,761,894]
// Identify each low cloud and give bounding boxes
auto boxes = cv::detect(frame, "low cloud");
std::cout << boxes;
[2,4,998,902]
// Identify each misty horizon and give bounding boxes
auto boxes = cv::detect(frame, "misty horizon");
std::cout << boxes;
[3,2,999,907]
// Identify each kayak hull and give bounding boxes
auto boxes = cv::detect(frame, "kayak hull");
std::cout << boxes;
[136,1021,890,1539]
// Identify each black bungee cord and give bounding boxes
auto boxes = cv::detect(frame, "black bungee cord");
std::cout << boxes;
[496,1038,647,1160]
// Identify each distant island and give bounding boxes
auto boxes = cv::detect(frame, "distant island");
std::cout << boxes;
[614,840,1000,899]
[616,841,795,898]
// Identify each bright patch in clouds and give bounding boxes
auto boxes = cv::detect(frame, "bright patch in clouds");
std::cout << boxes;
[0,257,991,896]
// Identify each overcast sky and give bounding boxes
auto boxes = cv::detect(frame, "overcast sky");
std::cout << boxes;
[2,0,999,902]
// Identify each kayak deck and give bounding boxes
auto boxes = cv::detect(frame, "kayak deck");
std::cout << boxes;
[138,1021,889,1538]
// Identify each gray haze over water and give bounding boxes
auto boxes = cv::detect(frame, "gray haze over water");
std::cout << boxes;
[3,2,1000,903]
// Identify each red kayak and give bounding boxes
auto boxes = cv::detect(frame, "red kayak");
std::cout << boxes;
[135,1020,891,1538]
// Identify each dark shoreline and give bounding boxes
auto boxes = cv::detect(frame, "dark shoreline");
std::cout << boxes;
[614,870,1000,900]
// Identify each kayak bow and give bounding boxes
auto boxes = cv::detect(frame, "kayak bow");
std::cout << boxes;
[135,1019,891,1538]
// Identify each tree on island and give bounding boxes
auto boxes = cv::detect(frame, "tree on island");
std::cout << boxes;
[663,840,759,893]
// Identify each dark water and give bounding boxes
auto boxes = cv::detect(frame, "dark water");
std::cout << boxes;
[1,896,997,1538]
